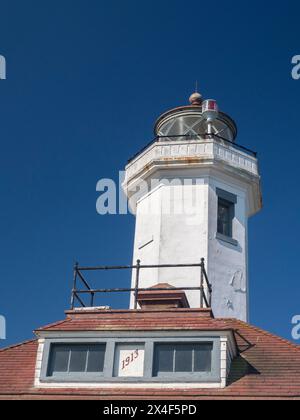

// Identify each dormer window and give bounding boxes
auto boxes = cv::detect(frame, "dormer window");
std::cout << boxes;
[39,334,224,385]
[154,343,213,376]
[48,344,106,377]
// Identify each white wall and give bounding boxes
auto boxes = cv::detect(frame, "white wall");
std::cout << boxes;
[130,178,209,308]
[207,176,248,321]
[130,170,249,321]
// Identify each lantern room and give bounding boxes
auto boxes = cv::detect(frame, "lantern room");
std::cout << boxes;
[154,93,237,143]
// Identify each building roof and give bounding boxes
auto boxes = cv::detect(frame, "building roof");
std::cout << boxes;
[0,309,300,400]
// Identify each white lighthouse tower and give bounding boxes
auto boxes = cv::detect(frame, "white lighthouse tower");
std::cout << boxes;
[124,91,262,322]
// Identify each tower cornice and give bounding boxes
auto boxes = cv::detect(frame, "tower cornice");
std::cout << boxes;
[123,138,262,217]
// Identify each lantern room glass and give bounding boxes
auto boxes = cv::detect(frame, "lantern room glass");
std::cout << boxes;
[157,115,234,143]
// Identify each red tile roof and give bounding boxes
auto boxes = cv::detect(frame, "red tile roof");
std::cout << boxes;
[36,309,230,332]
[0,309,300,400]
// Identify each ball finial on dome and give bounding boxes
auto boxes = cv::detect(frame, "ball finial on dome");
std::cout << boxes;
[189,92,203,106]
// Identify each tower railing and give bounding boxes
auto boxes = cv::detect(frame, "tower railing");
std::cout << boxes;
[70,259,212,311]
[127,133,257,164]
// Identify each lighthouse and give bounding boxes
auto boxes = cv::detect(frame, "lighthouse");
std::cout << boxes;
[1,90,300,401]
[124,91,262,321]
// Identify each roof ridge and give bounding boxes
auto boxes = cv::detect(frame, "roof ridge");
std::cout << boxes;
[0,339,37,353]
[231,319,300,351]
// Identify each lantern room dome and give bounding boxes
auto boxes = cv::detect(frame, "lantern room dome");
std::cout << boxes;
[154,93,237,143]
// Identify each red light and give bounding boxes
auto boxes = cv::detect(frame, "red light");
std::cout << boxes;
[208,101,216,110]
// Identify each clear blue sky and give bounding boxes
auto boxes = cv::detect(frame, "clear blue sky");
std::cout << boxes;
[0,0,299,346]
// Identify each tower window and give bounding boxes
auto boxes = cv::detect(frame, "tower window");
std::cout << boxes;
[48,344,106,377]
[218,198,234,238]
[153,343,213,376]
[216,188,237,240]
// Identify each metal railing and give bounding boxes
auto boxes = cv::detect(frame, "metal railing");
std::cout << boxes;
[70,259,212,311]
[127,133,257,164]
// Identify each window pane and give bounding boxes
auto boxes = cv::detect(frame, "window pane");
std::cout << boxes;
[48,345,69,375]
[69,345,88,372]
[218,199,231,237]
[87,345,106,373]
[154,345,174,375]
[154,343,214,376]
[194,344,213,372]
[175,344,193,372]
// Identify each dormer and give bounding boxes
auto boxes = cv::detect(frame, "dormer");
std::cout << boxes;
[34,308,237,390]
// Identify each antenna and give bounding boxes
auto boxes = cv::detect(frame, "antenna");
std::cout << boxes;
[195,80,198,93]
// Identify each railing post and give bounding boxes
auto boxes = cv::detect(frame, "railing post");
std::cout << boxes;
[134,260,141,310]
[90,292,95,308]
[209,283,212,308]
[71,262,79,310]
[200,259,204,309]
